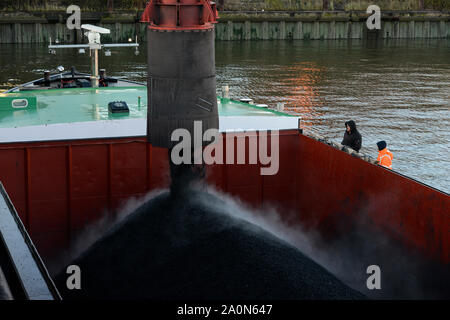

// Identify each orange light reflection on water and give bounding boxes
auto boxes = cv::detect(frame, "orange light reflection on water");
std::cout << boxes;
[283,63,325,129]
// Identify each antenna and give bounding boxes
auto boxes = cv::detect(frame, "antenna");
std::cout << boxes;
[81,24,111,34]
[47,25,139,88]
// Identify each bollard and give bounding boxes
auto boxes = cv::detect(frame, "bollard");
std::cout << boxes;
[221,85,230,99]
[276,102,285,112]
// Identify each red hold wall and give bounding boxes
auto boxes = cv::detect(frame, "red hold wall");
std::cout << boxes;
[0,130,448,263]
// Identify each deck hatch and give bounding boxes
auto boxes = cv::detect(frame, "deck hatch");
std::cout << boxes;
[108,101,130,113]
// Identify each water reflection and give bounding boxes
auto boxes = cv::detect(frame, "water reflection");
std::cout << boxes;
[282,62,325,128]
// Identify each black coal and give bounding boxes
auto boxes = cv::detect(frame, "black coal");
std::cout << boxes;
[55,190,364,300]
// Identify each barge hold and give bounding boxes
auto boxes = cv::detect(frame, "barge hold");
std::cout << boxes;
[0,87,448,298]
[0,83,449,298]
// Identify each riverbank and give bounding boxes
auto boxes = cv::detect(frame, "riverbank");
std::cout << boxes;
[0,10,449,43]
[217,10,450,40]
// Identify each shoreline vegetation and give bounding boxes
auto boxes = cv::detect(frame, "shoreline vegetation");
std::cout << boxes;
[0,0,449,12]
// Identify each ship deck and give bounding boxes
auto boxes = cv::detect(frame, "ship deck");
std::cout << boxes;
[0,87,291,125]
[0,87,298,143]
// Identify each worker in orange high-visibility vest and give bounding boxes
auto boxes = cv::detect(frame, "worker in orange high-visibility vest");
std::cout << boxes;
[376,141,393,169]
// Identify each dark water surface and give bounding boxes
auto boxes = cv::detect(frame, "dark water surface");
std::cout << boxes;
[0,39,449,192]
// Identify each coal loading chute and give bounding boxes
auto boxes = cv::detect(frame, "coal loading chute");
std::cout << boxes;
[143,0,219,149]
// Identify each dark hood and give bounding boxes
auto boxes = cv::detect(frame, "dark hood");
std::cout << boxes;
[345,120,357,133]
[377,141,387,151]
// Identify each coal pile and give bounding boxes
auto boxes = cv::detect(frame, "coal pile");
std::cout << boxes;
[55,190,365,300]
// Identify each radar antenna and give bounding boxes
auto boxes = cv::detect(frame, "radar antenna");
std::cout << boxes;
[48,25,139,87]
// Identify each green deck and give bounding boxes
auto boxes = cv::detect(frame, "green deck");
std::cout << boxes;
[0,87,290,129]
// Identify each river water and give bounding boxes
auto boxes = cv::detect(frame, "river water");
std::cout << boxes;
[0,39,449,192]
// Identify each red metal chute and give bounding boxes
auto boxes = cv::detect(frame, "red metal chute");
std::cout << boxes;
[140,0,219,30]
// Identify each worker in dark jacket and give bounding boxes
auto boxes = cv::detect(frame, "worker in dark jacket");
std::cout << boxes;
[341,120,362,152]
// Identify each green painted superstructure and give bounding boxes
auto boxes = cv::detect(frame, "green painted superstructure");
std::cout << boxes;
[0,87,291,129]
